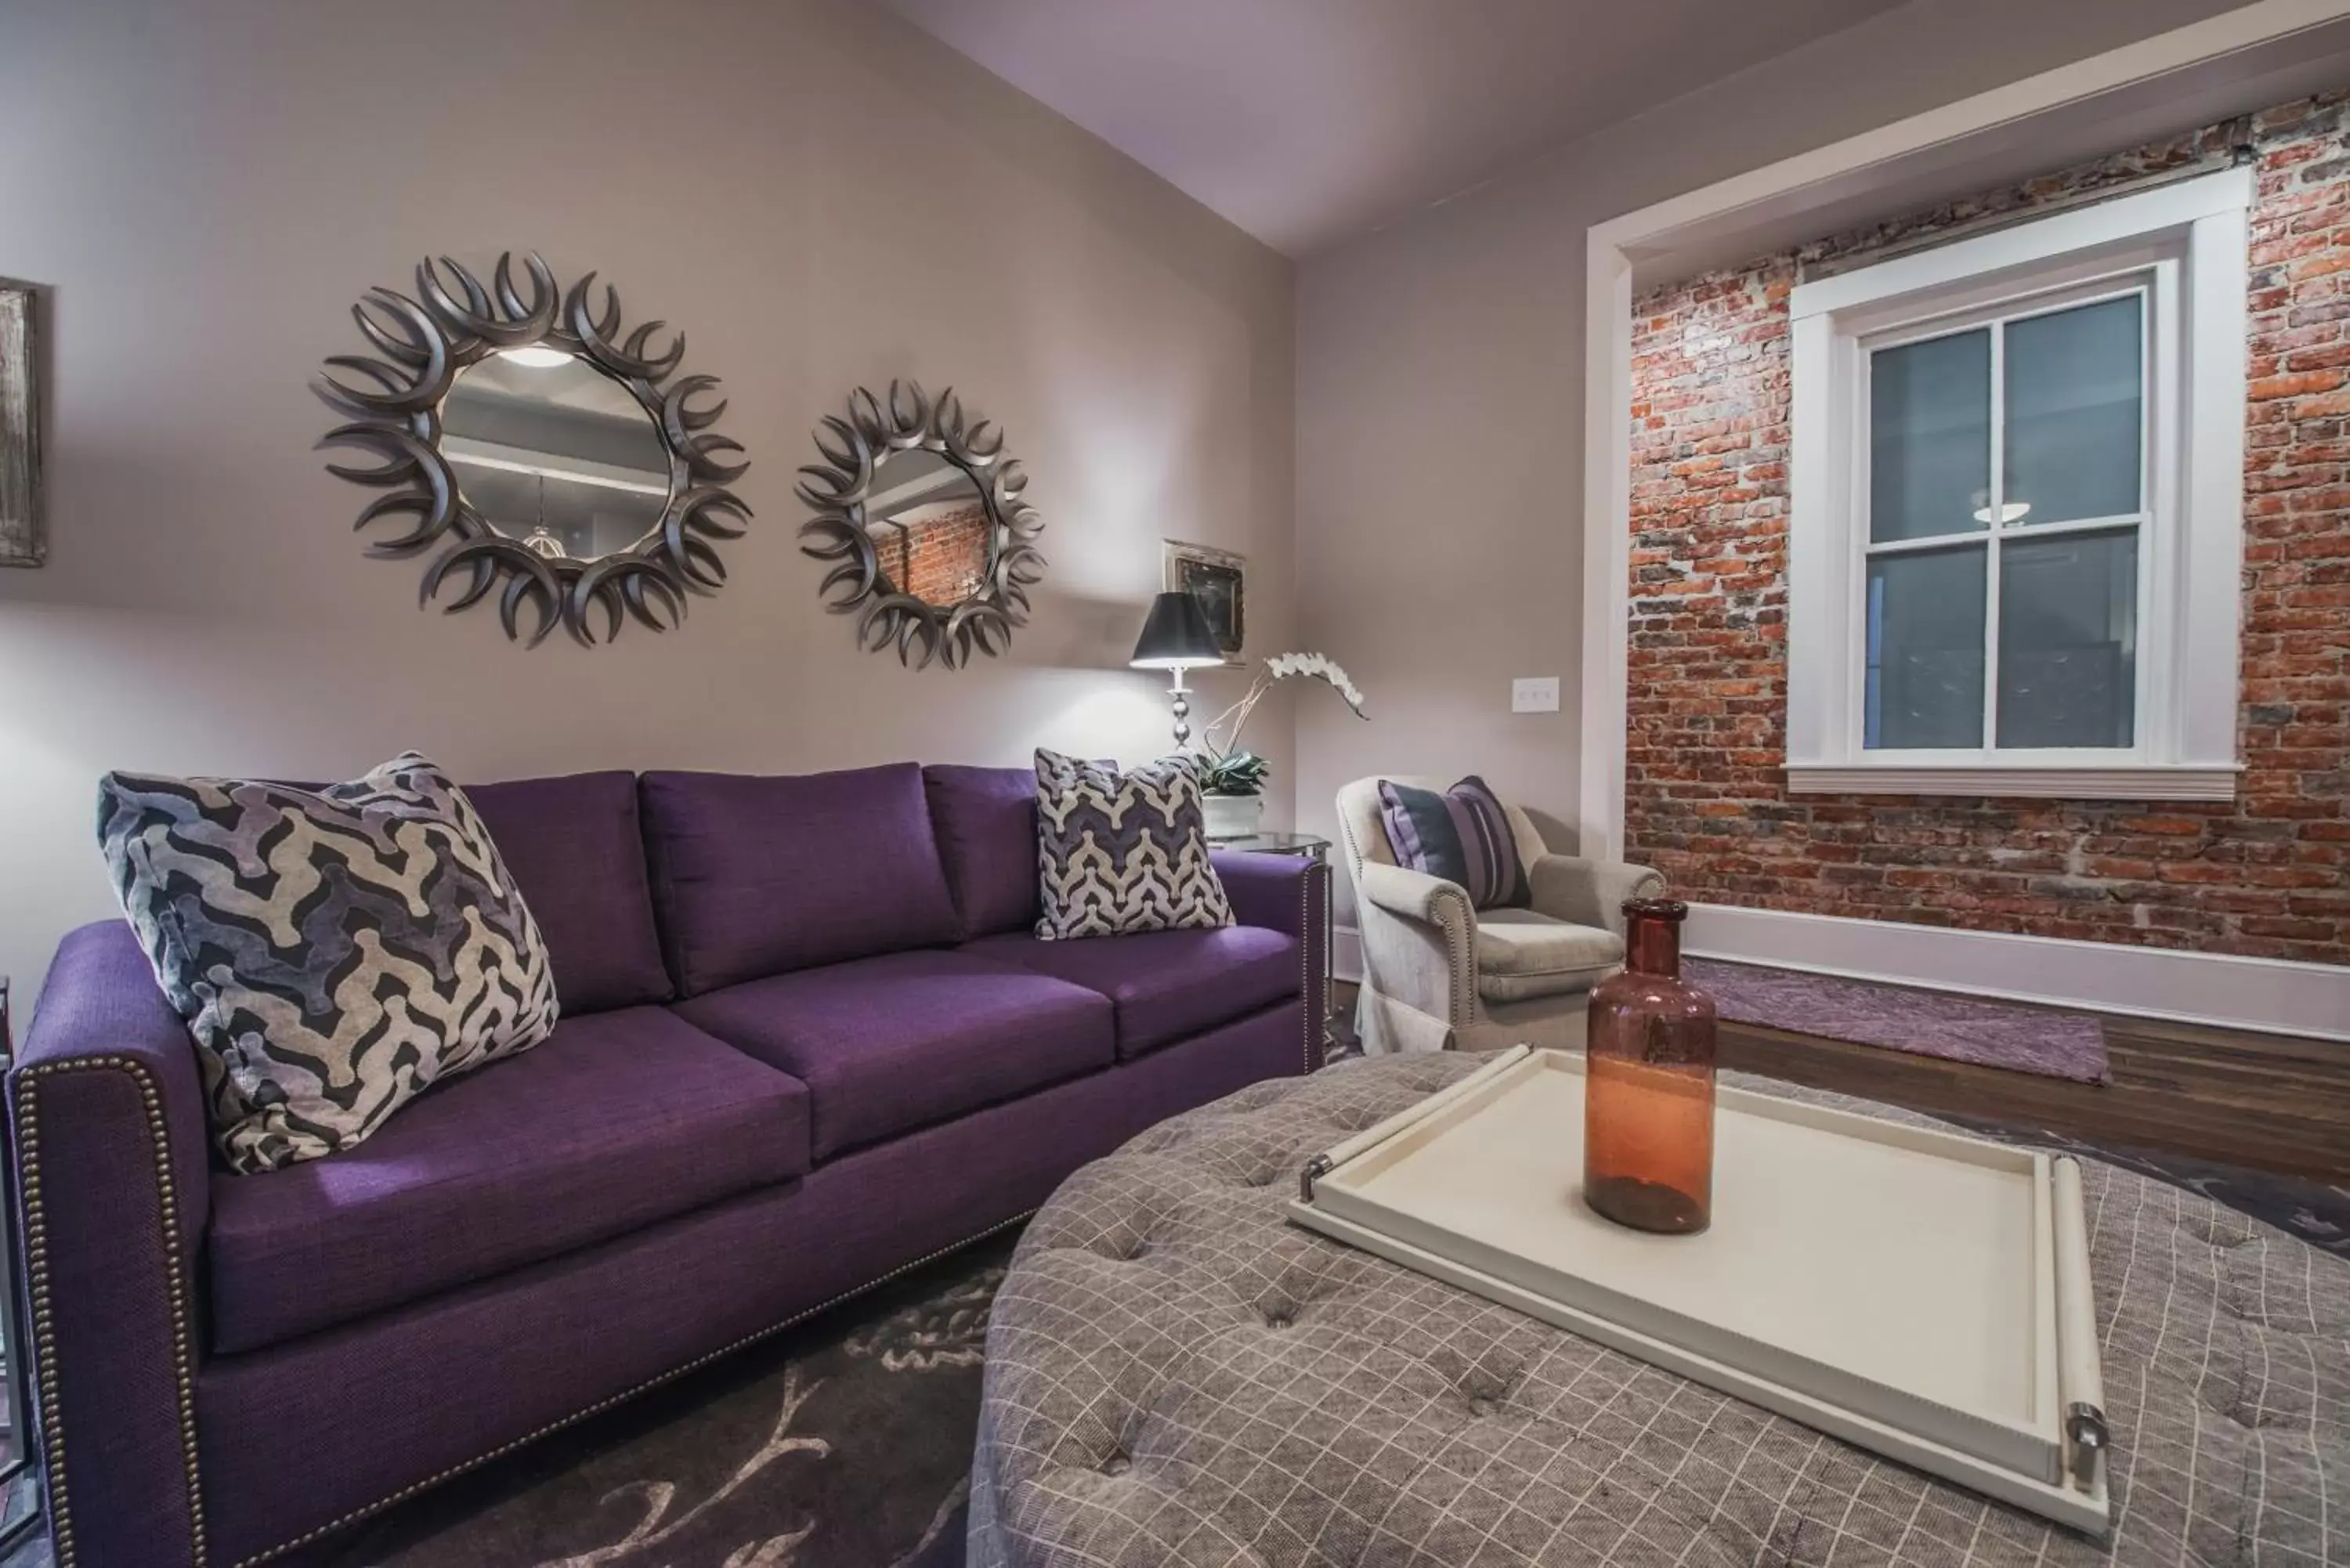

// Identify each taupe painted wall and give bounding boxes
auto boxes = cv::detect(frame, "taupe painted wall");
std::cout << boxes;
[0,0,1295,995]
[1294,0,2247,927]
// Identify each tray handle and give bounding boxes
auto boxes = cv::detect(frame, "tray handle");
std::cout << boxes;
[1300,1045,1535,1201]
[2052,1156,2107,1489]
[1299,1154,1332,1204]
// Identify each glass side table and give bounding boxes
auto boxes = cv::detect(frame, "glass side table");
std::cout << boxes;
[1213,833,1338,1062]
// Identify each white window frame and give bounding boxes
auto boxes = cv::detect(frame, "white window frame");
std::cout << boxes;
[1785,169,2249,800]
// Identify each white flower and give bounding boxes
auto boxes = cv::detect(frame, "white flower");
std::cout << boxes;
[1263,652,1367,717]
[1201,651,1368,764]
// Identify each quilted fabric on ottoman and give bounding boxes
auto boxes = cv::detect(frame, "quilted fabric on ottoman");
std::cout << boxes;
[971,1052,2348,1568]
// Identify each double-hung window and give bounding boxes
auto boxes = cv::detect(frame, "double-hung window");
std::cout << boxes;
[1785,170,2249,799]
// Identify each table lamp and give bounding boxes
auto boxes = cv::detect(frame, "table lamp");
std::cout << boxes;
[1129,591,1224,747]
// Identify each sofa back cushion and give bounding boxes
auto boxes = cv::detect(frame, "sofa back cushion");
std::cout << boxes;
[641,764,961,994]
[923,765,1039,938]
[466,771,673,1014]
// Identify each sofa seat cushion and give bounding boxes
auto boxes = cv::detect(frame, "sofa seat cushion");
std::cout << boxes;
[671,952,1115,1161]
[207,1006,810,1354]
[961,926,1299,1060]
[1474,909,1624,1003]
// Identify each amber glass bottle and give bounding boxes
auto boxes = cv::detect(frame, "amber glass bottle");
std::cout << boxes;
[1583,898,1717,1234]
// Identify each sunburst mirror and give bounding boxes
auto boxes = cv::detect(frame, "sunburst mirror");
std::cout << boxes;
[796,381,1043,670]
[316,252,750,645]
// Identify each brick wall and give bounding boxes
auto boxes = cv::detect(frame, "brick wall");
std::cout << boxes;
[1626,94,2350,967]
[884,501,991,605]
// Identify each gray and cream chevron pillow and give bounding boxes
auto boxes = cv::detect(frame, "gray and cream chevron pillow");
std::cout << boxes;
[98,751,559,1172]
[1033,750,1233,941]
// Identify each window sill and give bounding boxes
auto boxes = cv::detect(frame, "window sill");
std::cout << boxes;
[1783,762,2240,800]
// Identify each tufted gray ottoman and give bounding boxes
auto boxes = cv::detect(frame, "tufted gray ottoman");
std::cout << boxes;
[970,1052,2348,1567]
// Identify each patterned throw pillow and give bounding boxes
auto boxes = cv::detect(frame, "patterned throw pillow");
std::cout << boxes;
[98,752,560,1172]
[1033,750,1234,941]
[1376,775,1530,911]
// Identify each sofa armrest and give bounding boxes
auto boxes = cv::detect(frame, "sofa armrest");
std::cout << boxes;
[1209,851,1330,1073]
[9,920,211,1567]
[1525,854,1666,938]
[1351,862,1478,1034]
[1210,850,1318,942]
[1354,860,1473,931]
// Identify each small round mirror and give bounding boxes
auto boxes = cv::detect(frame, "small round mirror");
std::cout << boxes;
[439,352,674,562]
[868,449,994,607]
[797,379,1042,669]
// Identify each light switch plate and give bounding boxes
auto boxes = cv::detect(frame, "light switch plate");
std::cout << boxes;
[1512,676,1560,714]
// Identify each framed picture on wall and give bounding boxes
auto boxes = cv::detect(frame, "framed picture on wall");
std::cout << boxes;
[0,281,42,569]
[1162,540,1246,662]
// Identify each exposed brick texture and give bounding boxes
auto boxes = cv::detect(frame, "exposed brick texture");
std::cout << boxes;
[884,500,990,606]
[1627,95,2350,966]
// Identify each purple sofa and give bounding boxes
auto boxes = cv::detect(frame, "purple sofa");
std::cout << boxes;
[9,762,1328,1567]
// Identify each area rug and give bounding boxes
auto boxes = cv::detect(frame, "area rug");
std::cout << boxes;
[307,1237,1015,1568]
[2,1135,2344,1568]
[1683,957,2111,1083]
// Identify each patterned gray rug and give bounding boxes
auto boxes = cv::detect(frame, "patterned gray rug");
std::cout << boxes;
[0,1120,2340,1568]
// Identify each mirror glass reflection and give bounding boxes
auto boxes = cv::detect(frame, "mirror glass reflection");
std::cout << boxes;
[868,450,994,608]
[442,351,673,562]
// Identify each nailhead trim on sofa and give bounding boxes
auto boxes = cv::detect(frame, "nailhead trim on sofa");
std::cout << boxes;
[231,1208,1039,1566]
[17,1050,1043,1568]
[16,1055,208,1568]
[1300,860,1326,1074]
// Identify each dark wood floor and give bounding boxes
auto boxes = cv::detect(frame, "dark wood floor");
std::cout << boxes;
[1332,982,2350,1182]
[1717,1012,2350,1182]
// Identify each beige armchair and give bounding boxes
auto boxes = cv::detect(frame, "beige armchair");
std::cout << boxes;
[1335,775,1665,1054]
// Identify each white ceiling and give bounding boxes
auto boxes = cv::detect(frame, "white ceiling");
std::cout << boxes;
[881,0,1911,257]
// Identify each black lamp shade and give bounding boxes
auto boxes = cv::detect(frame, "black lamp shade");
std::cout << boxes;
[1130,591,1224,669]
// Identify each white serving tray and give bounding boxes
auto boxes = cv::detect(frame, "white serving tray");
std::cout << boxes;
[1289,1046,2110,1534]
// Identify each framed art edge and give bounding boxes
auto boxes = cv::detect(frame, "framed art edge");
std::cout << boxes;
[0,280,45,569]
[1161,537,1247,663]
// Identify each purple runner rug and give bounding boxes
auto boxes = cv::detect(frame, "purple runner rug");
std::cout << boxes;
[1682,958,2111,1084]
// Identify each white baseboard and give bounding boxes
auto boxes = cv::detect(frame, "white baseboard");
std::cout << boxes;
[1333,923,1364,985]
[1683,903,2349,1043]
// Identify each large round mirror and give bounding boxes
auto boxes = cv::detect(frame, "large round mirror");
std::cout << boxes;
[440,353,674,562]
[867,449,993,607]
[316,252,750,645]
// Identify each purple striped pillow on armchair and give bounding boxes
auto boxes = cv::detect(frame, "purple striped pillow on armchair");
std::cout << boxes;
[1376,775,1529,911]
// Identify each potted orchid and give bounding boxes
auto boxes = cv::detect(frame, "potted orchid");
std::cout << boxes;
[1198,652,1368,840]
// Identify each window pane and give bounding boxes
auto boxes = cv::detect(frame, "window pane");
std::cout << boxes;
[1866,545,1987,750]
[1869,328,1990,542]
[1998,529,2137,749]
[2004,296,2142,526]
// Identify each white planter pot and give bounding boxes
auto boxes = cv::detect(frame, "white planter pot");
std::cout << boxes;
[1202,793,1264,841]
